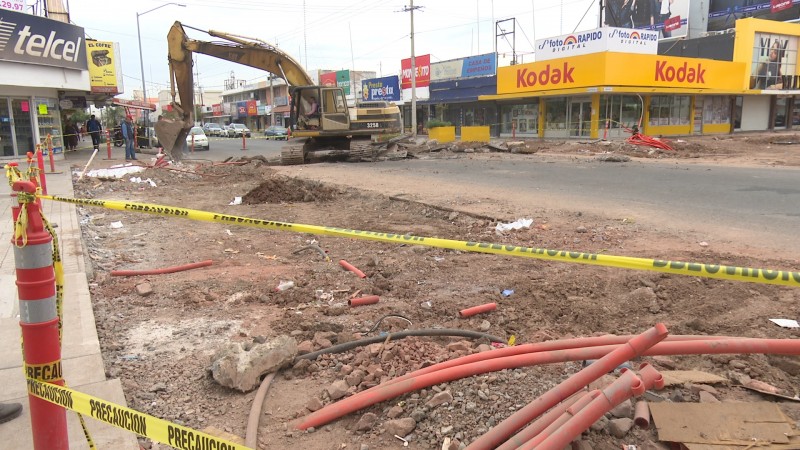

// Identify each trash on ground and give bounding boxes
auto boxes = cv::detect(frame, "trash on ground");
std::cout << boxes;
[130,176,157,187]
[79,164,145,179]
[229,196,242,205]
[501,289,514,297]
[495,218,533,232]
[661,370,728,387]
[770,318,800,328]
[276,280,295,292]
[109,221,123,229]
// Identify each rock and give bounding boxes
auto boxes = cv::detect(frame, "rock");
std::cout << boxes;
[354,412,377,431]
[149,383,167,393]
[448,212,459,221]
[576,226,588,233]
[446,342,470,353]
[590,415,609,432]
[305,397,323,412]
[699,391,720,403]
[360,445,369,450]
[426,391,454,408]
[441,425,454,434]
[297,340,314,355]
[387,405,404,419]
[326,380,349,400]
[210,335,297,392]
[651,355,676,369]
[384,418,416,437]
[609,399,633,418]
[729,359,747,370]
[135,283,154,296]
[669,389,685,403]
[627,287,656,305]
[768,355,800,376]
[609,418,634,438]
[476,344,492,352]
[479,320,491,332]
[410,409,426,422]
[689,383,719,395]
[345,370,364,387]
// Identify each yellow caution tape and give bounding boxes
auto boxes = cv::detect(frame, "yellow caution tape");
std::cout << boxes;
[39,195,800,288]
[27,379,252,450]
[25,361,64,383]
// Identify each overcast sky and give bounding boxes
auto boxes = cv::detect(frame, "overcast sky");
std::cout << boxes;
[66,0,600,100]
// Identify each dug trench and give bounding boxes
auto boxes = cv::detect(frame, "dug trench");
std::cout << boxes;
[73,161,800,450]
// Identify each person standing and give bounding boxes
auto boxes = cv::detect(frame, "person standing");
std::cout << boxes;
[86,114,102,150]
[121,115,137,161]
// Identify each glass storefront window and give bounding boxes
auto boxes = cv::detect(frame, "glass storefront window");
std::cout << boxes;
[649,95,691,126]
[545,98,567,130]
[500,102,538,136]
[792,96,800,128]
[702,96,731,125]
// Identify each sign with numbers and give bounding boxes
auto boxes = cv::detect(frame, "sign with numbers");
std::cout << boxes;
[1,0,26,12]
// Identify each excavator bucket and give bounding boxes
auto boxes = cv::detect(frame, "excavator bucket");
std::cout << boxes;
[155,118,189,161]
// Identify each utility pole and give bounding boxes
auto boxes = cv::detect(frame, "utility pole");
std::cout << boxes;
[403,1,423,137]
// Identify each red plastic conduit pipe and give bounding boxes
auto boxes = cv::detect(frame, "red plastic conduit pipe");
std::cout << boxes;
[503,390,599,450]
[494,391,592,450]
[297,324,668,432]
[459,302,497,318]
[360,335,731,397]
[532,369,647,450]
[295,336,800,432]
[110,259,213,276]
[348,295,379,307]
[634,400,650,429]
[466,324,668,450]
[339,259,366,278]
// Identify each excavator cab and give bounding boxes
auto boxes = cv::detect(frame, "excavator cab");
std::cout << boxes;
[291,86,350,134]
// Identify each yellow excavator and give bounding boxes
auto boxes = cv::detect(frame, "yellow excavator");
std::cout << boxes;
[156,21,403,164]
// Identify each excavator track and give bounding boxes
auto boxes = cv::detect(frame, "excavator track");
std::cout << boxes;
[347,141,374,162]
[280,144,306,165]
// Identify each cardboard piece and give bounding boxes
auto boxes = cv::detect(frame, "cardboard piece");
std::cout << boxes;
[650,402,793,447]
[661,370,728,387]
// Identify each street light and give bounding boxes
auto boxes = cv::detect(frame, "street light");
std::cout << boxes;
[136,2,185,145]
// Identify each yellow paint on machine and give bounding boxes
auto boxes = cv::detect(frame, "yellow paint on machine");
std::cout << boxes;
[40,195,800,288]
[27,379,252,450]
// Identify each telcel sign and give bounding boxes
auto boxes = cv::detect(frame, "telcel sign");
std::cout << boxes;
[0,8,87,70]
[535,27,658,61]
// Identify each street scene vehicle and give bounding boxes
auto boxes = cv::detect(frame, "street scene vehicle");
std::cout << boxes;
[264,125,289,140]
[229,123,251,138]
[203,123,223,136]
[155,21,402,164]
[186,126,210,150]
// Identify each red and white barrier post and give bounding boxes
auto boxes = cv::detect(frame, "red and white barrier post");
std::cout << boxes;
[12,180,68,449]
[105,130,112,160]
[241,133,247,151]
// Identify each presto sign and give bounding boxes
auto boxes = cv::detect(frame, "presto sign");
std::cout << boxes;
[0,8,87,70]
[361,76,400,102]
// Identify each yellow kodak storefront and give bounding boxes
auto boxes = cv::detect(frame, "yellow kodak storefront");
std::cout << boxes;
[481,52,747,139]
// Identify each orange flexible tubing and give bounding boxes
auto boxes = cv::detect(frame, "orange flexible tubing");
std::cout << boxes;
[297,324,668,432]
[339,259,366,278]
[110,259,213,276]
[348,295,380,307]
[459,302,497,317]
[295,336,800,433]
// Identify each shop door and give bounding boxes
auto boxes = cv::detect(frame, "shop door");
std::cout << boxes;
[11,99,34,156]
[568,100,591,138]
[775,97,789,129]
[693,97,703,134]
[0,99,13,156]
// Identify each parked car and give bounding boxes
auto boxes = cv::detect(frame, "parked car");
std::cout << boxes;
[186,127,210,151]
[229,123,251,138]
[220,125,233,137]
[264,125,289,140]
[203,123,223,136]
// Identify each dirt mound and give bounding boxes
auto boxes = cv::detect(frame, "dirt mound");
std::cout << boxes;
[243,174,342,204]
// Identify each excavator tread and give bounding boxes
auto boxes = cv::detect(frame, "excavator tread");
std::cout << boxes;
[347,141,374,162]
[280,145,306,166]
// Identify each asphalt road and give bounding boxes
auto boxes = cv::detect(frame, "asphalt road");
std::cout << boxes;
[79,135,800,256]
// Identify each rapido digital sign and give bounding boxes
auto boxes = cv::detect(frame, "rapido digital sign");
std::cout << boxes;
[0,9,88,70]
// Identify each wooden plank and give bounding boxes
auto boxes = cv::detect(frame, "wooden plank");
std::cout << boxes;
[661,370,729,386]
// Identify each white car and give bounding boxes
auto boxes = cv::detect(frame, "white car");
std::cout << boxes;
[186,127,210,151]
[229,123,251,138]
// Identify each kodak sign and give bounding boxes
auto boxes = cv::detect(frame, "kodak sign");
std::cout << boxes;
[496,53,745,95]
[516,62,575,87]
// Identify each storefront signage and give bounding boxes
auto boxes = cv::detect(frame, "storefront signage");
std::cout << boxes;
[212,103,222,116]
[336,69,351,95]
[247,100,257,115]
[320,72,336,86]
[749,32,799,90]
[497,53,745,94]
[772,0,793,13]
[85,40,119,94]
[1,0,26,12]
[0,8,87,70]
[361,75,400,102]
[236,101,247,118]
[401,54,431,88]
[536,27,658,61]
[430,53,496,81]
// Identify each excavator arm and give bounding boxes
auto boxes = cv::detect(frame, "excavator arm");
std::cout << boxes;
[156,21,313,160]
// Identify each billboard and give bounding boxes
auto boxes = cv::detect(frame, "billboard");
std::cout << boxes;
[0,8,87,70]
[361,76,400,102]
[709,1,800,32]
[430,52,497,81]
[336,69,350,95]
[1,0,26,12]
[319,71,336,86]
[536,28,658,61]
[749,32,799,90]
[401,54,431,88]
[604,0,690,38]
[86,40,119,94]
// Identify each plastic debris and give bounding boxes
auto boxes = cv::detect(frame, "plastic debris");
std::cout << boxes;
[229,196,242,205]
[769,318,800,328]
[77,164,145,179]
[501,289,514,297]
[130,176,157,187]
[109,221,123,229]
[495,218,533,232]
[275,280,295,292]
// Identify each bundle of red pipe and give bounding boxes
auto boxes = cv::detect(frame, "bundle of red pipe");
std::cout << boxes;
[295,325,800,449]
[627,132,674,151]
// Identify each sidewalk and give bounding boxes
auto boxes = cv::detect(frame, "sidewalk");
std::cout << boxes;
[0,155,139,448]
